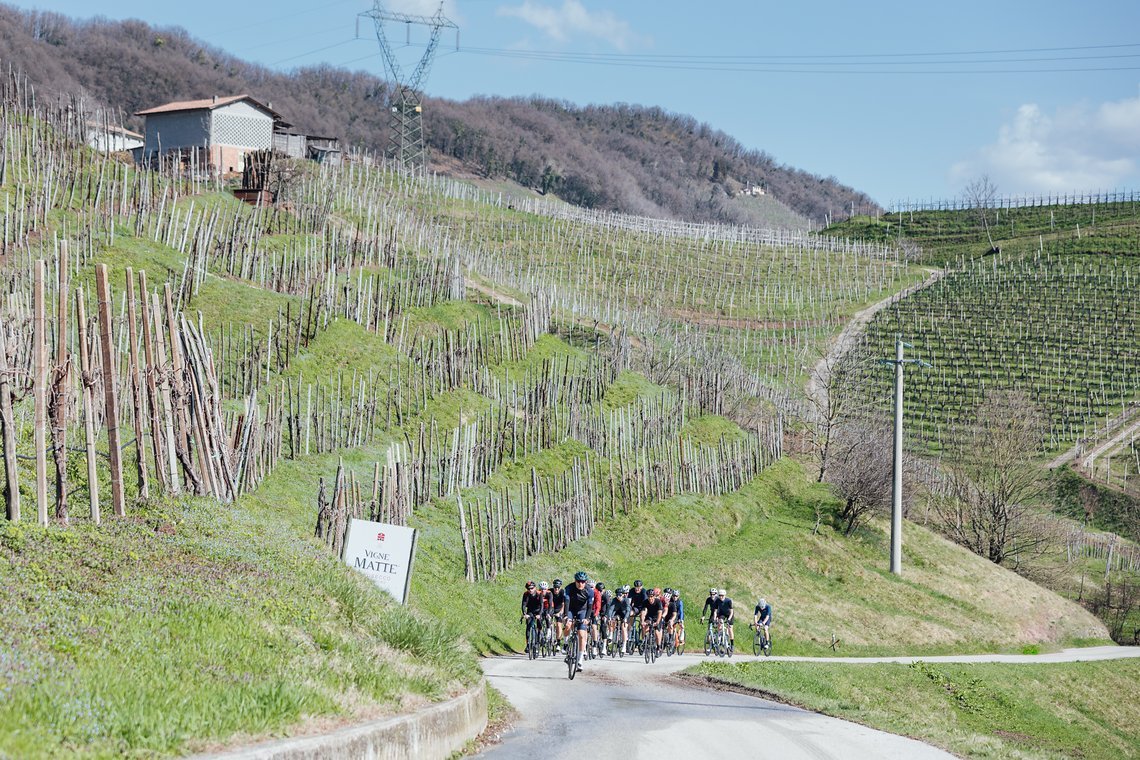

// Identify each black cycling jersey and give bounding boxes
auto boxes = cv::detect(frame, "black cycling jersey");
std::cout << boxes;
[629,587,648,610]
[701,594,717,619]
[754,603,772,624]
[665,598,680,621]
[565,583,593,619]
[643,597,664,623]
[550,588,567,614]
[612,595,632,619]
[522,590,544,616]
[714,597,734,619]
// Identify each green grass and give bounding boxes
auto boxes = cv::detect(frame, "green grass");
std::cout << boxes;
[691,659,1140,759]
[0,494,478,759]
[403,458,1106,655]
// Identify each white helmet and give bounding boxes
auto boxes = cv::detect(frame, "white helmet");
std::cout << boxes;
[718,588,727,597]
[758,598,767,607]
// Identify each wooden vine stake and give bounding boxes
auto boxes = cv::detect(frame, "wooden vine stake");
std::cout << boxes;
[75,290,100,524]
[125,267,150,499]
[95,264,126,517]
[33,258,48,525]
[0,320,18,522]
[50,242,70,521]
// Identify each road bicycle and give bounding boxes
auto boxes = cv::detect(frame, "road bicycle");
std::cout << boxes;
[629,616,644,655]
[565,629,580,680]
[524,614,541,660]
[643,621,659,664]
[710,619,733,657]
[702,618,714,656]
[750,623,772,656]
[539,615,555,658]
[662,622,675,656]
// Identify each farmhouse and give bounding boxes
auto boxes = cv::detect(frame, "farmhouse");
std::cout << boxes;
[273,128,343,166]
[86,121,144,155]
[135,95,283,175]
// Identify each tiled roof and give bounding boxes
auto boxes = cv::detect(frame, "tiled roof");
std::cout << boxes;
[135,95,280,119]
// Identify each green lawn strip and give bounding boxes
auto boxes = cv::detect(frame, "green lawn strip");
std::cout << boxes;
[690,659,1140,760]
[0,493,478,759]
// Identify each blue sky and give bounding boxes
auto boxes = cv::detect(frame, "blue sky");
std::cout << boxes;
[15,0,1140,206]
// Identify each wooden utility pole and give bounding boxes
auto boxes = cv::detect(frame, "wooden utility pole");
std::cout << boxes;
[95,264,126,517]
[125,267,150,499]
[34,259,48,525]
[76,290,100,524]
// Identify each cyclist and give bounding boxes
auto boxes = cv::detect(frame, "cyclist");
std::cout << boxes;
[596,582,613,654]
[661,588,676,648]
[565,571,594,672]
[663,588,683,648]
[753,597,773,648]
[538,581,554,647]
[640,587,666,652]
[700,587,718,623]
[712,588,735,651]
[673,589,686,648]
[612,585,632,650]
[629,579,649,617]
[520,581,544,650]
[550,579,567,651]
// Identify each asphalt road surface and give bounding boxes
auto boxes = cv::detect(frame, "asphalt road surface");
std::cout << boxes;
[479,652,954,760]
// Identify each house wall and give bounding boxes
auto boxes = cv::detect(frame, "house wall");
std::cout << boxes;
[210,101,274,151]
[143,111,209,154]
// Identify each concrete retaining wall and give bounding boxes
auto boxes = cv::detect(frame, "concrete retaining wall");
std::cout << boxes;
[195,680,488,760]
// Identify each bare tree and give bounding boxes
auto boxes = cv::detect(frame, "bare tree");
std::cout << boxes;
[931,390,1053,564]
[825,419,895,535]
[963,175,998,251]
[803,350,872,482]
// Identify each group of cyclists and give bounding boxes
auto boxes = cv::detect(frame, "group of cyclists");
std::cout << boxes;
[520,572,774,673]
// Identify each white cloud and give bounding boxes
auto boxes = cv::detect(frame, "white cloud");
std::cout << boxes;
[950,91,1140,195]
[498,0,641,51]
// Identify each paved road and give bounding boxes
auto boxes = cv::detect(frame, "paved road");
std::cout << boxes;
[479,654,953,760]
[478,646,1140,759]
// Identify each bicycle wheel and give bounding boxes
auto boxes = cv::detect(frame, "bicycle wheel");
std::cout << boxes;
[676,627,686,656]
[527,621,537,660]
[643,631,652,663]
[763,631,772,657]
[752,629,761,656]
[566,635,578,680]
[704,628,713,656]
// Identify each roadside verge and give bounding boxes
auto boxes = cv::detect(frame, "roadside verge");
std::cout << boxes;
[194,681,488,760]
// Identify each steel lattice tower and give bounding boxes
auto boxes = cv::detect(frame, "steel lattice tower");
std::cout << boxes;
[362,1,457,170]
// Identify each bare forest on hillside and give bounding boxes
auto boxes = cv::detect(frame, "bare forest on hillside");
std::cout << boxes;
[0,4,877,225]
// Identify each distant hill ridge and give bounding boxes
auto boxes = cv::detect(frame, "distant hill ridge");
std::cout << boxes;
[0,3,878,226]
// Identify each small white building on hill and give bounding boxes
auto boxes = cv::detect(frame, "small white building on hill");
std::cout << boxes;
[135,95,282,175]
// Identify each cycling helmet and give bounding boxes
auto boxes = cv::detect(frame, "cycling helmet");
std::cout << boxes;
[574,571,588,582]
[634,580,643,588]
[620,585,630,593]
[758,598,767,607]
[718,588,727,597]
[539,581,549,591]
[652,587,662,596]
[525,580,535,590]
[596,582,605,591]
[674,590,681,599]
[709,587,717,595]
[553,579,563,589]
[664,587,673,596]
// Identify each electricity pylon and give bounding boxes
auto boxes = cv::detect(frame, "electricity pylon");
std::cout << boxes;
[361,1,457,169]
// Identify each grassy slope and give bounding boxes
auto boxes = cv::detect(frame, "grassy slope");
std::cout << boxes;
[693,659,1140,760]
[401,456,1106,655]
[0,495,478,759]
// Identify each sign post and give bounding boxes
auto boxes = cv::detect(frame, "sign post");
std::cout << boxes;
[342,518,418,603]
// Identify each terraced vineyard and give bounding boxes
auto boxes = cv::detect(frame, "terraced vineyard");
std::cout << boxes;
[850,250,1140,454]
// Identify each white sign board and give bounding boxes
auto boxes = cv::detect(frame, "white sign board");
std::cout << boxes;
[343,519,417,604]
